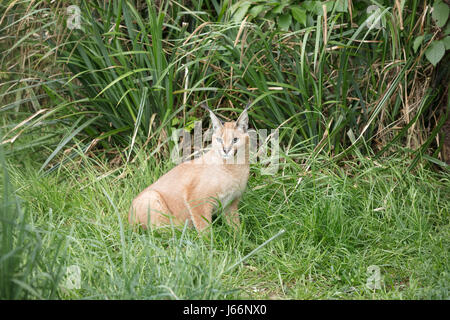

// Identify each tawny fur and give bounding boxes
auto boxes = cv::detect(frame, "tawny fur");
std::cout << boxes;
[129,106,250,232]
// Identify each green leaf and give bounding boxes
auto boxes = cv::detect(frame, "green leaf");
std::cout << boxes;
[39,115,101,172]
[291,6,307,26]
[301,1,322,15]
[95,68,152,98]
[445,23,450,35]
[273,3,289,14]
[413,35,424,53]
[324,1,336,12]
[96,126,132,140]
[432,0,449,28]
[300,1,318,13]
[249,4,268,17]
[443,36,450,50]
[425,40,445,66]
[233,2,251,22]
[335,0,348,13]
[171,117,180,126]
[278,13,292,31]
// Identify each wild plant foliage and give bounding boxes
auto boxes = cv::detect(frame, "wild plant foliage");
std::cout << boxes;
[1,1,448,169]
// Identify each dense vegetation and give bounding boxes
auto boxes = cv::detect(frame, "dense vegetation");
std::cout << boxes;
[1,0,449,299]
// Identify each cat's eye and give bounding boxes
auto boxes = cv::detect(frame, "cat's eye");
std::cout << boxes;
[216,137,223,143]
[233,137,239,144]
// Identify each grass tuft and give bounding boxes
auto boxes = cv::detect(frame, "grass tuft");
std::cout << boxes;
[3,148,448,299]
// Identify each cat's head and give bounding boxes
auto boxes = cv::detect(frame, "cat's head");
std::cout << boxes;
[203,103,250,161]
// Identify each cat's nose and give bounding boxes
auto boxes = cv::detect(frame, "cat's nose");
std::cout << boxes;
[223,146,232,154]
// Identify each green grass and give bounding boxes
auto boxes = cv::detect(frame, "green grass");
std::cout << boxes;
[3,148,448,299]
[2,1,448,171]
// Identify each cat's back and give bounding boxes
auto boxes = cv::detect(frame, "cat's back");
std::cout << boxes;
[145,155,247,199]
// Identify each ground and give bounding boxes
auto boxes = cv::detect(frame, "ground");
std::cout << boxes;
[4,152,450,299]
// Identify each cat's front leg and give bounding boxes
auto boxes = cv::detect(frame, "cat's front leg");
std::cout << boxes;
[186,197,214,233]
[224,197,241,230]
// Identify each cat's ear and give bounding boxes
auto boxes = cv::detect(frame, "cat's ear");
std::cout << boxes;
[201,103,223,132]
[236,102,250,132]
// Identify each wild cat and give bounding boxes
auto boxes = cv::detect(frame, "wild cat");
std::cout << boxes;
[129,103,250,232]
